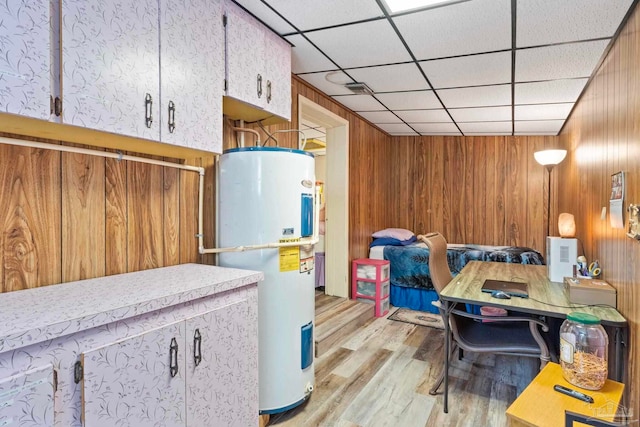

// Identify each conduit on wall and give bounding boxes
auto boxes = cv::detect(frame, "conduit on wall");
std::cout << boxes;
[0,135,318,258]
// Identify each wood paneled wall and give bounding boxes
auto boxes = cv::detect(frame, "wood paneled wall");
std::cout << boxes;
[0,136,215,292]
[559,3,640,416]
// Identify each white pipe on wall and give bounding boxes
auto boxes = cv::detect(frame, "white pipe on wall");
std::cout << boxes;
[0,136,318,259]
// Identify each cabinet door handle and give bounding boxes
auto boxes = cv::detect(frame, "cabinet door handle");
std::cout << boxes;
[168,100,176,133]
[54,97,62,117]
[193,328,202,367]
[145,93,153,128]
[257,74,263,98]
[266,80,272,103]
[169,337,178,378]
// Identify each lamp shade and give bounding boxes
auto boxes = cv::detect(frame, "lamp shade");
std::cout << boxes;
[558,213,576,238]
[534,149,567,167]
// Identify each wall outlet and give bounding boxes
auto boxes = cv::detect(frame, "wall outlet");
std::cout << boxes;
[601,206,607,220]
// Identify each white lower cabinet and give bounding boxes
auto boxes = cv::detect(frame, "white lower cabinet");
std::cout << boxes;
[81,300,254,427]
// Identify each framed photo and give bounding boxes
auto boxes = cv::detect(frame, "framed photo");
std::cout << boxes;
[610,171,624,200]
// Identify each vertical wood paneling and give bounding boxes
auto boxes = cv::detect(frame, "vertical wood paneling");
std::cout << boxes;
[0,144,61,292]
[105,157,128,276]
[179,160,200,265]
[559,3,640,417]
[61,150,105,282]
[162,163,180,266]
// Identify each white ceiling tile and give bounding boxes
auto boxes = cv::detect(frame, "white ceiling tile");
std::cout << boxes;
[375,91,440,110]
[233,0,297,34]
[376,123,416,134]
[357,111,403,124]
[393,0,511,60]
[392,132,420,136]
[465,132,513,136]
[437,84,511,108]
[267,0,384,32]
[516,40,610,82]
[515,103,574,121]
[285,34,337,73]
[412,122,459,133]
[458,121,512,133]
[396,109,451,122]
[515,79,588,104]
[331,94,385,111]
[305,20,412,69]
[420,51,512,88]
[418,131,462,136]
[449,106,512,122]
[515,120,564,133]
[517,0,634,48]
[347,63,428,92]
[297,72,354,96]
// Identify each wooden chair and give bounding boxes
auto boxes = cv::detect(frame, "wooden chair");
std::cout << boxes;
[418,232,550,411]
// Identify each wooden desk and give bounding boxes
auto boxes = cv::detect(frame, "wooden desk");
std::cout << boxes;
[437,261,628,413]
[507,362,624,427]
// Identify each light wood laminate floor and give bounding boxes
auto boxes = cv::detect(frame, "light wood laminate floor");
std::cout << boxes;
[269,295,538,427]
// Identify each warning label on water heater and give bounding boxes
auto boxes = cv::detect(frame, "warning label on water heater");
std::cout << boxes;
[299,244,314,273]
[279,238,300,272]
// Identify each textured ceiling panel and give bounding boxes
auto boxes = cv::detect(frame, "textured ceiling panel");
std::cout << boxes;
[449,106,512,122]
[347,63,428,93]
[514,120,564,133]
[286,34,337,74]
[374,91,441,110]
[331,94,386,111]
[297,72,354,96]
[517,0,634,48]
[305,20,412,68]
[396,109,451,123]
[437,84,512,108]
[420,51,512,89]
[412,122,460,133]
[458,121,513,133]
[515,78,588,104]
[515,103,574,121]
[233,0,297,34]
[515,40,610,82]
[357,111,403,123]
[266,0,383,31]
[376,123,417,134]
[393,0,511,60]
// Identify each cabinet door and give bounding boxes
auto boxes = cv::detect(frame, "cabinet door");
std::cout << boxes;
[224,1,266,110]
[186,299,257,427]
[0,0,52,120]
[263,31,291,121]
[160,0,224,153]
[0,364,55,427]
[82,321,186,427]
[61,0,160,140]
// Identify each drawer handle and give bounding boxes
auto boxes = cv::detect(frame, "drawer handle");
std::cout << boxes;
[145,93,153,128]
[194,328,202,367]
[168,100,176,133]
[266,80,272,103]
[257,74,263,98]
[169,337,178,378]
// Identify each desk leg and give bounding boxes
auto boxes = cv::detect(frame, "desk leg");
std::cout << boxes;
[443,300,451,414]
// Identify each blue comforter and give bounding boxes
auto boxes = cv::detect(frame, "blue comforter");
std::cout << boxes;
[383,244,545,290]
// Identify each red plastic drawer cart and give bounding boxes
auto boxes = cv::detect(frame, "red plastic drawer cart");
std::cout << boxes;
[352,258,390,317]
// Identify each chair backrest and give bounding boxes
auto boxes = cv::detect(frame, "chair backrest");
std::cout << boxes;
[421,232,453,294]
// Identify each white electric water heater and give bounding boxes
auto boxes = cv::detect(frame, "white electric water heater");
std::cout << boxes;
[218,147,315,415]
[546,236,578,283]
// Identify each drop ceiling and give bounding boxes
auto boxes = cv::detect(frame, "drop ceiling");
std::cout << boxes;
[232,0,636,136]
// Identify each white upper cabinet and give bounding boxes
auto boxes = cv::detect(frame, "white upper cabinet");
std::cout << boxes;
[224,0,291,122]
[61,0,160,140]
[0,0,52,121]
[159,0,224,153]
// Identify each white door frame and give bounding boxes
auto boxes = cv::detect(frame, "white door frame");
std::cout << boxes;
[298,95,349,298]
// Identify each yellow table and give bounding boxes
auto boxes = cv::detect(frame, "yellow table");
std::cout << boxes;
[506,362,624,427]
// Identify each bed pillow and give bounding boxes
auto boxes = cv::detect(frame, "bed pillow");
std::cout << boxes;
[371,228,414,241]
[369,235,417,248]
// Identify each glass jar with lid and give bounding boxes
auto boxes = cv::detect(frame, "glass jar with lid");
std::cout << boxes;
[559,312,608,390]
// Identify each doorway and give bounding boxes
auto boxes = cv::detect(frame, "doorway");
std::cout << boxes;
[298,95,349,298]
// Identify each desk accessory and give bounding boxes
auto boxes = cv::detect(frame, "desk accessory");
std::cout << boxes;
[563,277,616,308]
[553,384,594,403]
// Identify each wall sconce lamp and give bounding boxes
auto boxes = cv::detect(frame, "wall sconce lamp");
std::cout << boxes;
[558,213,576,238]
[535,149,568,240]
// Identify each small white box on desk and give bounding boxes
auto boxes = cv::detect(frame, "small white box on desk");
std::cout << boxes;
[563,277,617,308]
[546,237,577,282]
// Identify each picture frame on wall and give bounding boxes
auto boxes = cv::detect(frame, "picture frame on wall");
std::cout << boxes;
[610,171,624,200]
[610,171,625,228]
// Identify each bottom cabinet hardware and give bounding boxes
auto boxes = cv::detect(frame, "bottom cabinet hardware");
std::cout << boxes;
[194,328,202,367]
[169,337,178,378]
